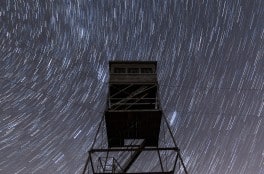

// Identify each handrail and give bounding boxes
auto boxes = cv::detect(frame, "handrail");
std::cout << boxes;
[90,147,179,153]
[110,98,156,100]
[110,73,157,75]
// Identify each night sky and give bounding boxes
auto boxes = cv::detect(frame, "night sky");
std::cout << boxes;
[1,0,264,173]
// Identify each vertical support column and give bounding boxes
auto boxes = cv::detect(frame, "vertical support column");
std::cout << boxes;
[157,149,164,172]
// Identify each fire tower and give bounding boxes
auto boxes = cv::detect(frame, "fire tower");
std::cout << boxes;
[82,61,188,174]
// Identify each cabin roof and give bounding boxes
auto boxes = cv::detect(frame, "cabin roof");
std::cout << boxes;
[109,61,157,65]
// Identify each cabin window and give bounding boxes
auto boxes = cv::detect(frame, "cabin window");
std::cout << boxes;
[114,68,126,73]
[141,68,153,73]
[128,68,139,73]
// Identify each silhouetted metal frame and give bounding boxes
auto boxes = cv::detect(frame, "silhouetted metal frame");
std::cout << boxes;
[84,117,188,174]
[161,112,188,174]
[82,113,188,174]
[82,61,188,174]
[82,115,105,174]
[89,147,179,173]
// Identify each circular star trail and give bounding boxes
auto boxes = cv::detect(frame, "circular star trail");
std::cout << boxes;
[0,0,264,173]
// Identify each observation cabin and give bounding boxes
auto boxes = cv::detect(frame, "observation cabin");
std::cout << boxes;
[105,61,162,147]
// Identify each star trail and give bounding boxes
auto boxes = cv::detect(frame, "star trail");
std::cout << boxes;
[0,0,264,173]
